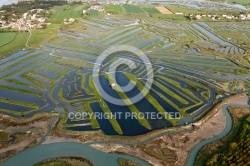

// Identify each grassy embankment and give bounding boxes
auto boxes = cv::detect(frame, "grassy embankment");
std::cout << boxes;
[4,78,30,87]
[49,74,65,104]
[0,98,39,109]
[36,157,94,166]
[2,55,50,80]
[230,79,237,92]
[118,158,141,166]
[76,70,93,95]
[83,103,100,129]
[63,70,98,128]
[0,85,42,97]
[87,76,123,134]
[126,73,203,118]
[21,73,47,89]
[156,75,204,111]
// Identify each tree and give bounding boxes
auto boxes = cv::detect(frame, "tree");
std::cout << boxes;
[230,142,237,150]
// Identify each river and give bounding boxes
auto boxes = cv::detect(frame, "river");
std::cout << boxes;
[186,97,250,165]
[1,142,151,166]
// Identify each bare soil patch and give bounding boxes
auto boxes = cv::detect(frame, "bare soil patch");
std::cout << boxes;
[156,6,173,14]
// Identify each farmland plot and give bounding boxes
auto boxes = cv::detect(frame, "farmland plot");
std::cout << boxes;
[0,33,16,47]
[123,5,146,14]
[104,5,125,14]
[142,7,161,14]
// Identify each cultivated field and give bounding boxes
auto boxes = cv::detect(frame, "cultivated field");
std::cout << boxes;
[155,6,173,14]
[123,5,146,14]
[0,33,16,47]
[104,5,125,14]
[142,7,161,14]
[50,5,90,20]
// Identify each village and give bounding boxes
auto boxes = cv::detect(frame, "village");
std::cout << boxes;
[0,8,51,31]
[188,13,250,20]
[175,12,250,20]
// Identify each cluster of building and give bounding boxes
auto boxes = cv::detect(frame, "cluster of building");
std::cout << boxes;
[239,14,250,20]
[182,12,250,20]
[88,5,104,11]
[0,9,50,31]
[184,13,220,20]
[64,18,76,25]
[222,14,250,20]
[82,5,104,16]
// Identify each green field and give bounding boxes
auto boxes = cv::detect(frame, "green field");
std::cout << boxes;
[0,33,16,47]
[0,33,29,56]
[50,5,89,20]
[150,13,186,20]
[226,0,250,5]
[142,7,161,14]
[88,10,102,17]
[123,5,146,14]
[103,5,166,15]
[104,5,125,14]
[27,24,61,47]
[167,6,205,14]
[0,24,60,57]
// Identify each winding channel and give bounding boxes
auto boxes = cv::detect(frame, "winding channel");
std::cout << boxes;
[1,94,249,166]
[186,99,250,166]
[1,124,193,166]
[0,142,151,166]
